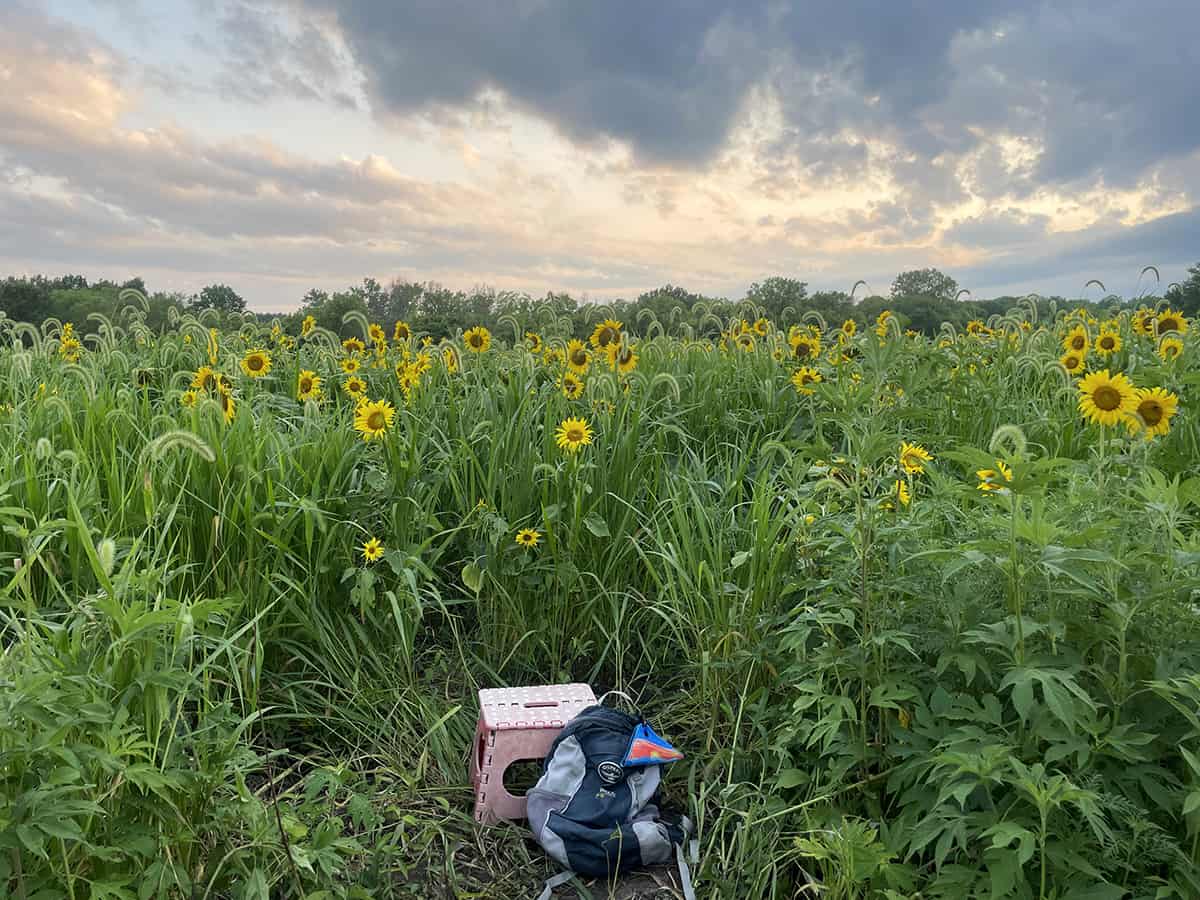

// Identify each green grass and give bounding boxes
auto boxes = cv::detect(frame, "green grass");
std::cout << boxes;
[2,303,1200,898]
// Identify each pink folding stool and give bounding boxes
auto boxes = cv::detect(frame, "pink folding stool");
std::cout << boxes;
[470,683,596,824]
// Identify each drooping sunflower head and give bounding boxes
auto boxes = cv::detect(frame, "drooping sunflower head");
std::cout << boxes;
[526,332,543,353]
[1158,336,1184,362]
[1077,369,1138,426]
[555,416,594,454]
[1125,387,1179,439]
[393,320,412,341]
[343,375,367,398]
[566,339,590,373]
[353,398,396,442]
[561,371,585,399]
[1059,351,1086,375]
[1094,329,1121,356]
[590,319,623,352]
[1157,309,1187,336]
[297,369,322,402]
[464,325,492,353]
[1063,324,1089,353]
[899,441,933,475]
[791,366,822,395]
[361,537,384,563]
[192,365,219,392]
[895,479,911,507]
[342,336,365,355]
[976,460,1013,492]
[442,346,460,373]
[515,528,541,550]
[217,386,236,424]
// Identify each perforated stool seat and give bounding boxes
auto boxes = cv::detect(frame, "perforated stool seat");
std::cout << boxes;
[470,683,596,824]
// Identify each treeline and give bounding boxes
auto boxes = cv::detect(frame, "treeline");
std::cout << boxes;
[3,265,1199,340]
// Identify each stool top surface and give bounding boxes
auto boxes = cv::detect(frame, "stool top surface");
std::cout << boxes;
[478,683,597,729]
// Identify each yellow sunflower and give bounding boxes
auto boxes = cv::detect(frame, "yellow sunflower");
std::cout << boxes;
[353,398,396,441]
[1158,336,1184,362]
[841,319,857,338]
[899,441,933,474]
[515,528,541,550]
[966,320,987,336]
[217,386,236,424]
[1060,351,1087,375]
[192,367,218,391]
[341,357,361,374]
[736,333,756,352]
[789,333,821,362]
[544,347,565,367]
[301,314,316,337]
[561,372,585,399]
[1094,329,1121,356]
[342,336,365,355]
[613,344,638,375]
[976,460,1013,492]
[239,349,271,378]
[393,320,412,341]
[361,537,384,563]
[590,319,623,352]
[1132,308,1157,336]
[368,323,386,345]
[1125,387,1179,439]
[1062,324,1089,354]
[753,317,770,337]
[297,369,322,402]
[1077,369,1138,426]
[526,332,543,353]
[875,310,893,339]
[566,339,591,374]
[555,416,593,454]
[343,375,367,398]
[180,389,199,408]
[464,326,491,353]
[443,346,460,373]
[895,480,911,507]
[1157,309,1188,336]
[791,366,822,395]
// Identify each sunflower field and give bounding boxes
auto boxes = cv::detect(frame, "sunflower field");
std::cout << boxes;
[3,296,1200,899]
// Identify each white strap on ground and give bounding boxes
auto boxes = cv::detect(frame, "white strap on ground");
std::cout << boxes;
[536,870,577,900]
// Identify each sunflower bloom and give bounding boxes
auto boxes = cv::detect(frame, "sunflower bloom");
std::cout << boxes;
[736,333,756,352]
[789,333,821,362]
[899,441,933,475]
[1125,387,1178,439]
[301,314,316,337]
[566,339,590,374]
[297,369,322,402]
[977,460,1013,492]
[791,366,822,395]
[515,528,541,550]
[895,480,911,507]
[590,319,623,352]
[394,320,412,341]
[1062,324,1089,354]
[341,357,361,374]
[1158,336,1183,362]
[354,398,396,441]
[1077,370,1138,426]
[753,317,770,337]
[613,344,638,375]
[343,375,367,398]
[841,319,857,338]
[561,372,585,399]
[1157,309,1188,336]
[1094,329,1121,356]
[1132,308,1157,336]
[361,537,384,563]
[526,332,543,353]
[239,349,271,378]
[343,337,365,355]
[1059,351,1087,375]
[190,364,216,389]
[464,326,491,353]
[555,416,593,454]
[180,389,199,408]
[442,346,460,373]
[217,386,236,424]
[368,323,386,345]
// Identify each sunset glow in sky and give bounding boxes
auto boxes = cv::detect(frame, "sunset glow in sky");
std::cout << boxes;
[3,1,1199,310]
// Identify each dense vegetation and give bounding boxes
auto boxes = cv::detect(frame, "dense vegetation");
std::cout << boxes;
[2,288,1199,898]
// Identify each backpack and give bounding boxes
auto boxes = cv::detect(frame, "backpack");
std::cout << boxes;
[527,704,696,898]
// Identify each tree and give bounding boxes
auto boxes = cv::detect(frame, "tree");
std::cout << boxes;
[890,268,959,302]
[746,277,808,321]
[1166,262,1200,316]
[189,284,246,315]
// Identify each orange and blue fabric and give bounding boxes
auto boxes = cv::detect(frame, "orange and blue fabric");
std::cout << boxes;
[623,721,683,766]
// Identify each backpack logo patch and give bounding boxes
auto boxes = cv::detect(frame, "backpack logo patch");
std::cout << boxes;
[597,761,624,784]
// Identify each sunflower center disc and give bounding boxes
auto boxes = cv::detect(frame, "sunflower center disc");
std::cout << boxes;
[368,413,385,430]
[1139,402,1163,426]
[1093,386,1121,410]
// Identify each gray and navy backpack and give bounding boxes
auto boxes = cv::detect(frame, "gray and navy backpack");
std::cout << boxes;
[527,704,695,898]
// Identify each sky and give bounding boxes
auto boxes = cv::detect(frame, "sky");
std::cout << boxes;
[2,1,1199,312]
